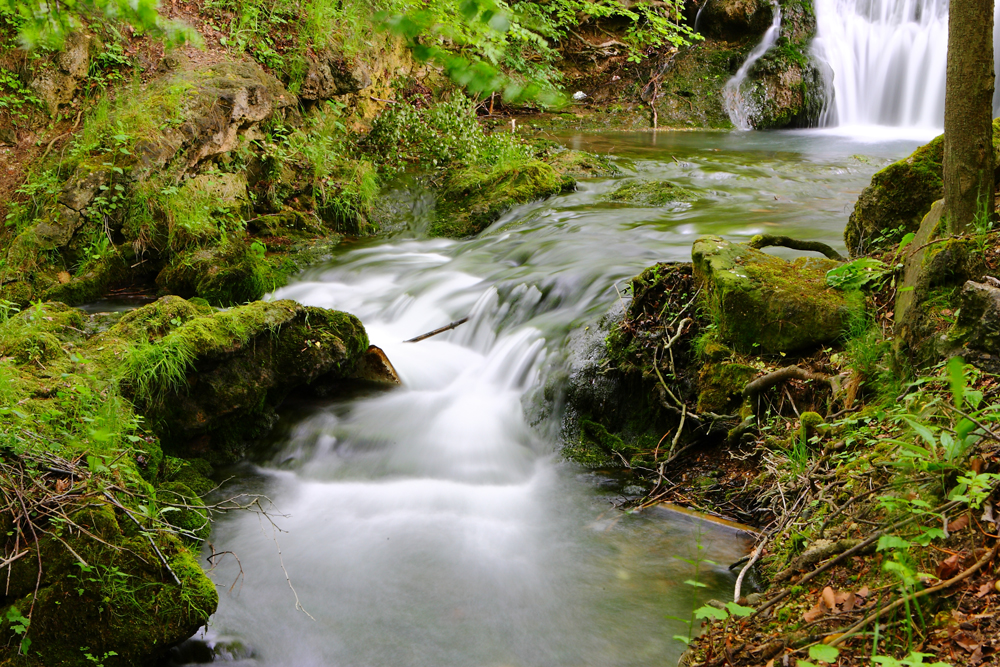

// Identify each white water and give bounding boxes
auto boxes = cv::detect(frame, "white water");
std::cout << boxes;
[176,131,928,667]
[722,2,782,130]
[812,0,1000,132]
[812,0,950,129]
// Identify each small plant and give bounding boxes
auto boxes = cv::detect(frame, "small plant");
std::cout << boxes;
[5,606,30,655]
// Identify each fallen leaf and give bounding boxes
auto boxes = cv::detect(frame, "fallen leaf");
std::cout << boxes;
[954,632,981,652]
[57,271,70,284]
[976,582,994,598]
[803,604,825,623]
[936,553,963,580]
[948,514,970,532]
[821,586,836,610]
[856,586,870,598]
[55,478,70,493]
[841,591,857,612]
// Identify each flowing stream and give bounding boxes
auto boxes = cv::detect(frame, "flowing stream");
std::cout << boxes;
[179,130,924,667]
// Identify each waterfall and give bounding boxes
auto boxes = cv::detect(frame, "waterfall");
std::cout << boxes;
[812,0,1000,130]
[722,3,782,130]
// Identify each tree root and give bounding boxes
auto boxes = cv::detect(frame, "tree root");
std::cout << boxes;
[748,234,847,262]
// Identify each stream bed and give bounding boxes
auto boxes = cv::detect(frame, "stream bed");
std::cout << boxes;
[179,130,924,667]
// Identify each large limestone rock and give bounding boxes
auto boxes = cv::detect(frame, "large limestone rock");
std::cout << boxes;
[692,236,862,354]
[29,32,92,115]
[846,119,1000,256]
[735,0,825,130]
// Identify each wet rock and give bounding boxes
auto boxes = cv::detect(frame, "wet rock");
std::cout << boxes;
[699,0,775,42]
[300,51,372,100]
[692,236,862,354]
[431,160,572,237]
[736,0,825,130]
[846,118,1000,256]
[604,179,695,207]
[352,345,402,385]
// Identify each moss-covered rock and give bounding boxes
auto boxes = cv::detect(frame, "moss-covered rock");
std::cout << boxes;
[544,149,621,179]
[733,0,825,130]
[894,200,997,368]
[692,236,863,354]
[697,361,758,413]
[604,180,696,207]
[846,118,1000,256]
[116,298,369,461]
[942,280,1000,373]
[430,160,572,238]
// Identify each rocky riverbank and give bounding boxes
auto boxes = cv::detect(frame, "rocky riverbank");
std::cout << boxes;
[561,128,1000,666]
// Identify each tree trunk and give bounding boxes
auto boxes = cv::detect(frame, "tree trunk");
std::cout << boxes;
[944,0,996,234]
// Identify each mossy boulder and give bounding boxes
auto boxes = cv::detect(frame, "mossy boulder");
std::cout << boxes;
[846,119,1000,256]
[894,201,998,367]
[604,180,696,207]
[116,298,370,461]
[697,361,758,413]
[155,240,273,307]
[692,236,863,354]
[544,149,621,179]
[942,281,1000,373]
[430,160,573,238]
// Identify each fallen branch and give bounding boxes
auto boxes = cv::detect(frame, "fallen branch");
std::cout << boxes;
[404,317,469,343]
[748,234,847,262]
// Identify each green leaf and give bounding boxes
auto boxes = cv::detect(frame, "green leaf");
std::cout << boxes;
[683,579,709,588]
[809,644,840,664]
[725,601,754,617]
[694,605,728,620]
[898,232,916,251]
[877,534,911,552]
[947,355,966,408]
[672,635,691,645]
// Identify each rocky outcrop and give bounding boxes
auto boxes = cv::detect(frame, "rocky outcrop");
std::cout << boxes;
[28,32,92,115]
[699,0,775,42]
[736,0,825,129]
[692,236,862,354]
[300,51,372,101]
[846,118,1000,256]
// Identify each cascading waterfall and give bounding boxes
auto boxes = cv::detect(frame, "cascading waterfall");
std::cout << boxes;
[812,0,1000,130]
[722,3,782,130]
[812,0,950,128]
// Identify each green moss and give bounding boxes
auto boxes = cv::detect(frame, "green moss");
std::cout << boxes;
[604,179,696,207]
[431,159,571,238]
[697,361,757,413]
[847,118,1000,256]
[544,149,621,179]
[693,236,864,354]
